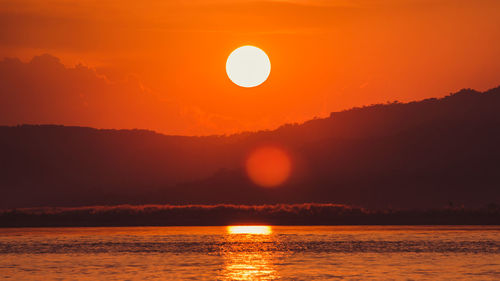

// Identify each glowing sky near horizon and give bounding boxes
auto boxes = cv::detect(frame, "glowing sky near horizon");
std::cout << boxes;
[0,0,499,135]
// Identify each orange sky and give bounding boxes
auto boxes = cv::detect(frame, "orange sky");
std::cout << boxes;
[1,0,499,135]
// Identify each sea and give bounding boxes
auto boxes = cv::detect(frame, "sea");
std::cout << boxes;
[0,226,499,280]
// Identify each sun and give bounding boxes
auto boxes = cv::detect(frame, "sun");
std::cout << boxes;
[226,45,271,88]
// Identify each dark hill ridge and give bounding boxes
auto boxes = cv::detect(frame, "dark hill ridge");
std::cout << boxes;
[1,86,499,209]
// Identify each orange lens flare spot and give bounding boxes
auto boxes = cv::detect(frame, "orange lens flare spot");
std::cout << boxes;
[245,146,291,188]
[227,225,272,235]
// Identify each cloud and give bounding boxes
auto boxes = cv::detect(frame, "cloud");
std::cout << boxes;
[0,54,169,129]
[0,54,296,135]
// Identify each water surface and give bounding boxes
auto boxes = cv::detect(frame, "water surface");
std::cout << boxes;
[0,226,499,280]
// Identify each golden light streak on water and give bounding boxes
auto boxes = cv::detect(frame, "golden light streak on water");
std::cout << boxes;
[222,225,278,280]
[227,225,272,235]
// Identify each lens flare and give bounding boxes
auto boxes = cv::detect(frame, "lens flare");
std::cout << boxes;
[245,146,291,188]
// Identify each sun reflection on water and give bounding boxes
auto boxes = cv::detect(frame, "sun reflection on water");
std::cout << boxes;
[227,225,272,235]
[220,225,279,280]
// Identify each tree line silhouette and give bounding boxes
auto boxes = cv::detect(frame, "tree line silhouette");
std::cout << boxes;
[1,203,499,227]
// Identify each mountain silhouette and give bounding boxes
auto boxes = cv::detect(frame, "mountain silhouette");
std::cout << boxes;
[1,86,499,209]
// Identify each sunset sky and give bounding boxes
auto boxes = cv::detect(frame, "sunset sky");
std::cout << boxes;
[1,0,499,135]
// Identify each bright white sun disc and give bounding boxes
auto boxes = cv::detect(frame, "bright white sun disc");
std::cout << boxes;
[226,46,271,88]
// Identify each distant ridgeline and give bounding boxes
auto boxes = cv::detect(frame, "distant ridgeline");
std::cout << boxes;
[1,86,499,210]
